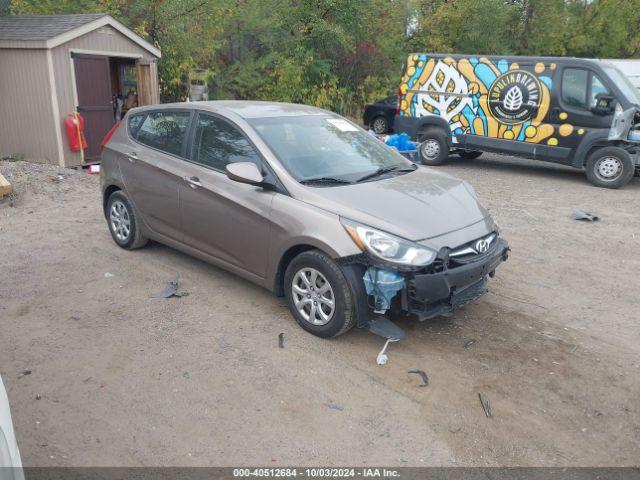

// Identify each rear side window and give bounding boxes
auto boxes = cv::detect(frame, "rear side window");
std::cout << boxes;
[191,113,261,172]
[135,111,191,157]
[562,69,589,109]
[127,114,145,137]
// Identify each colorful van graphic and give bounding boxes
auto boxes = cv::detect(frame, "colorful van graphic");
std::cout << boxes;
[394,54,640,189]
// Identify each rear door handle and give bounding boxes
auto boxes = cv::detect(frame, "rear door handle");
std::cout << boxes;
[126,152,138,162]
[184,176,202,188]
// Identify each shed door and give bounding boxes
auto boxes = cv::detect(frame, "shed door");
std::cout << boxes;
[73,54,114,160]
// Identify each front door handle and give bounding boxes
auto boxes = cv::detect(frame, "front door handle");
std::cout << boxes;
[125,152,138,163]
[185,176,202,188]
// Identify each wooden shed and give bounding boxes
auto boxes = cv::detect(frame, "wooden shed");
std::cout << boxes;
[0,14,161,167]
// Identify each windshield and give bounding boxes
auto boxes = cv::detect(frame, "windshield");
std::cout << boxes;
[604,66,640,105]
[248,115,413,183]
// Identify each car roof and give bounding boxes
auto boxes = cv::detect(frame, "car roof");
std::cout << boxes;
[132,101,330,119]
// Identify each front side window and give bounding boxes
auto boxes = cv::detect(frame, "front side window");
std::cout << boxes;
[191,114,261,171]
[589,75,609,108]
[562,68,589,109]
[135,111,191,157]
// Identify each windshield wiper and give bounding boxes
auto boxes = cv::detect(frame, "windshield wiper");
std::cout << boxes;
[299,177,353,185]
[355,164,417,183]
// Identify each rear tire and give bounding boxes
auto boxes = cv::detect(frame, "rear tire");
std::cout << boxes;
[458,150,483,160]
[585,147,634,189]
[106,190,148,250]
[371,116,389,134]
[417,127,450,166]
[284,250,357,338]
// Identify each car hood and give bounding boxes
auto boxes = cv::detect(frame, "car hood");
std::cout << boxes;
[297,167,490,242]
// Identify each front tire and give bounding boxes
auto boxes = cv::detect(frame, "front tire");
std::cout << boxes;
[284,250,357,338]
[417,127,450,166]
[106,191,148,249]
[585,147,634,189]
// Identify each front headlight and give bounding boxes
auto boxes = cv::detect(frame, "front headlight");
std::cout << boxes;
[340,218,436,267]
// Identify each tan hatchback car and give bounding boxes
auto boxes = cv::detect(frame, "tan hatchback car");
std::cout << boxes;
[101,101,508,339]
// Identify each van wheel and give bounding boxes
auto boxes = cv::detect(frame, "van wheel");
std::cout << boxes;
[106,191,148,249]
[284,250,357,338]
[418,127,450,166]
[458,150,483,160]
[585,147,635,189]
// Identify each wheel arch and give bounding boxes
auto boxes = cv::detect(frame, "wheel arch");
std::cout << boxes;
[103,184,122,218]
[273,244,322,297]
[415,116,452,141]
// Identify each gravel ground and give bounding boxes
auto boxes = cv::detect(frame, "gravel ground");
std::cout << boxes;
[1,155,639,467]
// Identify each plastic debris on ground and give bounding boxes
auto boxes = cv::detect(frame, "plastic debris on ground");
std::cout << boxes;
[18,369,32,378]
[478,393,492,418]
[571,209,599,222]
[408,370,429,387]
[87,164,101,174]
[278,333,284,348]
[384,133,417,152]
[151,275,189,298]
[463,338,477,349]
[376,338,400,365]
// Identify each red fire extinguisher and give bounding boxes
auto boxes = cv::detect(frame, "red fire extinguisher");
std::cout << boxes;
[65,112,88,161]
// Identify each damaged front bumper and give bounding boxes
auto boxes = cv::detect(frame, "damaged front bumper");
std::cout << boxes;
[405,238,509,320]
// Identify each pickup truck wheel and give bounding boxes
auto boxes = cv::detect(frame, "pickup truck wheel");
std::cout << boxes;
[458,150,483,160]
[106,191,148,249]
[585,147,634,189]
[284,250,357,338]
[372,116,389,134]
[417,127,450,166]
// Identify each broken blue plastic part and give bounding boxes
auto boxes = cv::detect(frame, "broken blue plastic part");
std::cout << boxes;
[362,267,405,311]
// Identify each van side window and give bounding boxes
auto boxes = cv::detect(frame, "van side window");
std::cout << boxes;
[191,114,261,172]
[136,111,191,157]
[562,69,589,109]
[590,75,609,108]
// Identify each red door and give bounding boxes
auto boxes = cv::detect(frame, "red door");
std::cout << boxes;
[73,54,114,160]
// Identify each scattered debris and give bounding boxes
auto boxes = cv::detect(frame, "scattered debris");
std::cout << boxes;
[324,402,344,411]
[376,338,400,365]
[478,393,492,418]
[18,369,31,378]
[278,332,285,348]
[463,338,477,349]
[0,172,12,198]
[35,394,41,400]
[87,164,101,174]
[571,209,599,222]
[104,272,114,278]
[408,370,429,387]
[151,275,189,298]
[183,372,190,379]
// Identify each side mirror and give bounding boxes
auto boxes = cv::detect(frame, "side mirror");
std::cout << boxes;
[591,94,615,115]
[225,162,264,186]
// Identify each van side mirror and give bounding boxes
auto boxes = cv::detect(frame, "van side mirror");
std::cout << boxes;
[225,162,264,186]
[591,94,615,115]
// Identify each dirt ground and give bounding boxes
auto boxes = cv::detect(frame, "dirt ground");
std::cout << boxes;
[1,156,639,467]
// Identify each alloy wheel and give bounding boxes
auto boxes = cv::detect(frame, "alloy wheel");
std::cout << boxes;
[291,268,335,326]
[110,200,131,242]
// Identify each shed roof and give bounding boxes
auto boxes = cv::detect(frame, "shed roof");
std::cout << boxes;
[0,14,105,40]
[0,14,161,57]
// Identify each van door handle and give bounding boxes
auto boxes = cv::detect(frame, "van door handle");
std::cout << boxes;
[125,152,138,162]
[185,176,202,188]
